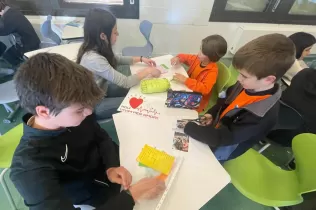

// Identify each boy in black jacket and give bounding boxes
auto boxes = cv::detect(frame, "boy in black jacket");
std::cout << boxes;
[269,68,316,146]
[184,34,296,162]
[10,53,165,210]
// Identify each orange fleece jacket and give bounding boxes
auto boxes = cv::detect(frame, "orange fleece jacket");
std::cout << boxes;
[220,90,271,120]
[177,54,218,112]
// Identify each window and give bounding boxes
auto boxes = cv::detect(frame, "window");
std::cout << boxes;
[10,0,139,19]
[64,0,123,5]
[289,0,316,15]
[225,0,271,12]
[210,0,316,25]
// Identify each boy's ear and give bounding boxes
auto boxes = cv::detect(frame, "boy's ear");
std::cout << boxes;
[100,33,108,42]
[264,75,276,84]
[35,106,51,119]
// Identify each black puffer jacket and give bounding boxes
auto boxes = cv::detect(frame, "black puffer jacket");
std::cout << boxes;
[282,68,316,133]
[0,7,40,52]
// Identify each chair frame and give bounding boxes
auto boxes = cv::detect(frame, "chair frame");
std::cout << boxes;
[259,100,304,154]
[0,168,17,210]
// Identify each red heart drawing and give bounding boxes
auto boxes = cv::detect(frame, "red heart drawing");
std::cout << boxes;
[129,97,143,109]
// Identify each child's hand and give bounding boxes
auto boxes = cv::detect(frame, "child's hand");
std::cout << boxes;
[200,114,213,126]
[142,58,156,67]
[129,177,166,201]
[173,73,187,83]
[148,67,161,78]
[106,166,132,190]
[171,57,180,66]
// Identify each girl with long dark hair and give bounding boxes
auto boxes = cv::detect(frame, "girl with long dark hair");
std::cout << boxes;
[77,8,161,119]
[283,32,316,86]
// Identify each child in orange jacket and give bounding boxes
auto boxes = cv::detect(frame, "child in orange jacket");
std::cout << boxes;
[171,35,227,113]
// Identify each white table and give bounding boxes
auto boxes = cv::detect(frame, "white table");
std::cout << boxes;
[24,42,82,61]
[113,113,231,210]
[62,25,84,41]
[118,55,198,119]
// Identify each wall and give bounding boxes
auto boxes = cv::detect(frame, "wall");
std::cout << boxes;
[27,0,316,57]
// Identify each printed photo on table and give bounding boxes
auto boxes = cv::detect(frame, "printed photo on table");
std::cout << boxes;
[174,119,202,131]
[176,120,190,129]
[172,132,189,152]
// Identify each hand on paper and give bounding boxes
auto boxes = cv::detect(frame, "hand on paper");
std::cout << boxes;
[173,73,188,83]
[129,177,166,201]
[170,56,180,66]
[142,57,157,67]
[200,114,213,126]
[147,67,161,78]
[106,166,132,190]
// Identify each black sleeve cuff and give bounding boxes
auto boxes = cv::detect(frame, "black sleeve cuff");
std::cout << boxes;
[99,191,135,210]
[184,122,220,147]
[121,190,136,206]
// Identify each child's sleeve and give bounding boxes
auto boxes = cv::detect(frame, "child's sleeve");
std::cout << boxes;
[94,120,120,170]
[81,52,139,88]
[184,111,275,148]
[184,122,233,147]
[10,168,135,210]
[116,55,133,65]
[0,15,15,36]
[184,65,218,95]
[177,54,198,66]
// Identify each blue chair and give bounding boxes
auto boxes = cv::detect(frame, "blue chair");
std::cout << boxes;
[40,15,62,46]
[122,20,153,57]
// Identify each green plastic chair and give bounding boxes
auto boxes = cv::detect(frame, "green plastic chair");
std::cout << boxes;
[0,124,23,209]
[224,133,316,207]
[201,62,238,115]
[227,64,239,88]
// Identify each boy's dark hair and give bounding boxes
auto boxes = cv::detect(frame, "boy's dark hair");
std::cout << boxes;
[233,33,296,80]
[15,53,104,116]
[289,32,316,59]
[0,0,8,11]
[201,35,227,62]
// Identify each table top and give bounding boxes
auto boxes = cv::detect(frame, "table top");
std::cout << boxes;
[113,113,231,210]
[118,55,198,119]
[129,55,190,88]
[24,42,82,61]
[62,25,84,40]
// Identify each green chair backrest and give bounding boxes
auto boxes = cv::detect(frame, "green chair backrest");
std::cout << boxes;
[224,133,316,207]
[0,124,23,168]
[292,133,316,194]
[224,149,302,207]
[227,64,239,88]
[214,62,231,94]
[201,62,238,115]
